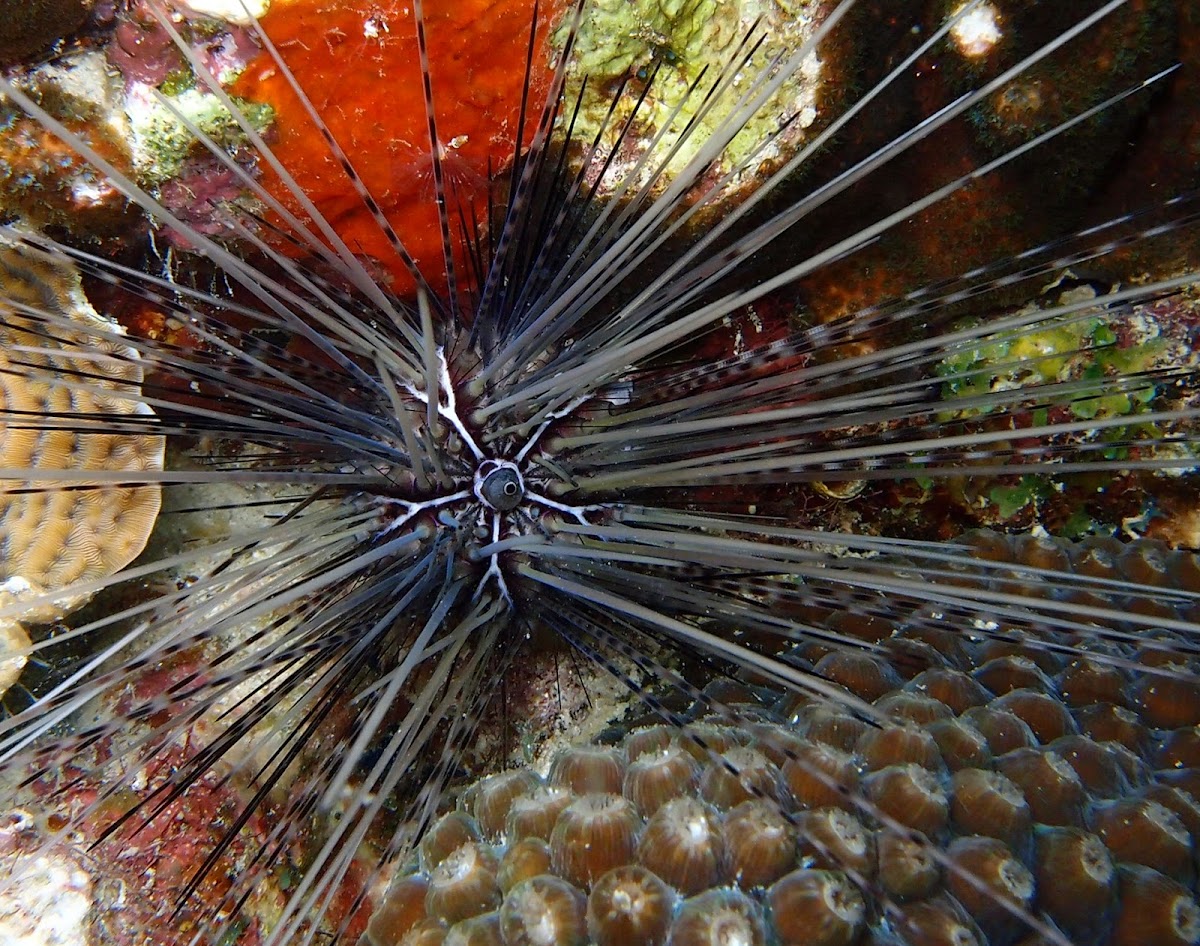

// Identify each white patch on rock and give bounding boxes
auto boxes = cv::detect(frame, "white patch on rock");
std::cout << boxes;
[177,0,270,26]
[0,849,92,946]
[951,3,1002,58]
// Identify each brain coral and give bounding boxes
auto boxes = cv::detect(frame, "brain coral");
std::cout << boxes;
[0,234,164,694]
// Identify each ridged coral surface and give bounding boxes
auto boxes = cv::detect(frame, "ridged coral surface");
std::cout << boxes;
[0,240,163,611]
[0,238,163,702]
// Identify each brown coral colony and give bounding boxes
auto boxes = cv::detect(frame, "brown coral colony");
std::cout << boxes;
[365,534,1200,946]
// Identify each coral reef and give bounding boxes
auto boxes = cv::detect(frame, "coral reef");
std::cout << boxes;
[0,0,272,248]
[0,2,1196,946]
[558,0,849,201]
[126,84,273,185]
[0,746,288,946]
[176,0,270,26]
[0,812,91,946]
[792,0,1197,319]
[922,284,1200,532]
[0,586,32,701]
[96,0,277,252]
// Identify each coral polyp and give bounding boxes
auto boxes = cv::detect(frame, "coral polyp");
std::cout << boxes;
[0,1,1197,945]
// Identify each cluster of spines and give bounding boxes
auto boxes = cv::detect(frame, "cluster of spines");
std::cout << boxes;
[0,1,1197,945]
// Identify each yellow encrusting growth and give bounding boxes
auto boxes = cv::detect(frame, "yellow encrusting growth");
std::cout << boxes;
[0,237,164,693]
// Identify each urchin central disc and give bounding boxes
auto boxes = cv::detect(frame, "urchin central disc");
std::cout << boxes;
[474,459,524,512]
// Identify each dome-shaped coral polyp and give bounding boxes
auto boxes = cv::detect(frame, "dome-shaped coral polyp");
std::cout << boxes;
[505,785,574,845]
[425,839,502,927]
[585,865,675,946]
[420,810,483,874]
[549,794,641,891]
[635,797,724,897]
[497,838,552,895]
[722,800,795,891]
[767,868,866,946]
[365,875,430,945]
[666,888,768,946]
[876,829,942,901]
[1032,825,1116,940]
[945,836,1036,946]
[469,769,544,843]
[949,767,1033,853]
[499,874,587,946]
[623,743,701,817]
[548,745,627,796]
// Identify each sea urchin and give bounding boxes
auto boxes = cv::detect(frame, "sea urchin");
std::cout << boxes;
[0,1,1199,945]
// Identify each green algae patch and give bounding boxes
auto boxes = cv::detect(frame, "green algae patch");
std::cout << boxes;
[987,476,1055,521]
[929,287,1193,531]
[129,85,274,185]
[557,0,828,198]
[936,307,1166,426]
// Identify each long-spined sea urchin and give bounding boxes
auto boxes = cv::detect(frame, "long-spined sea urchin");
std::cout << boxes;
[0,1,1199,944]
